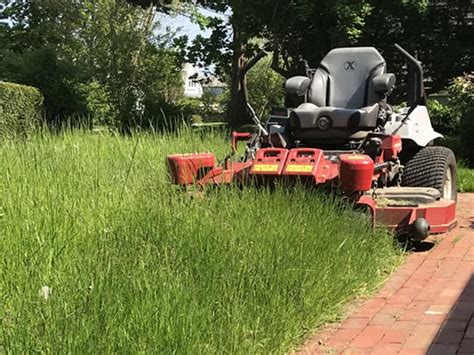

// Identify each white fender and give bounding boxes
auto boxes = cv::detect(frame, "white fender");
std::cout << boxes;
[383,106,442,147]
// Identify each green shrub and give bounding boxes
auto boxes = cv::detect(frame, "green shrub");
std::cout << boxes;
[428,99,459,136]
[0,48,86,120]
[450,73,474,166]
[458,165,474,193]
[247,56,285,119]
[139,97,223,132]
[173,96,226,123]
[78,81,113,127]
[176,97,204,115]
[0,81,44,139]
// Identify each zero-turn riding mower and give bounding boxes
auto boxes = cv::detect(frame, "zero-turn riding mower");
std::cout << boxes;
[167,44,457,243]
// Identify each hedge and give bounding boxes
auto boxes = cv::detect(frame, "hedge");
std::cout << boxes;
[454,73,474,167]
[0,81,44,139]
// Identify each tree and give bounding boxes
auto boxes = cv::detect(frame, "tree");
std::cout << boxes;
[0,0,184,129]
[188,0,375,127]
[361,0,473,99]
[265,0,373,77]
[0,47,86,119]
[0,0,86,118]
[186,1,274,128]
[126,0,176,9]
[75,0,185,130]
[189,0,472,127]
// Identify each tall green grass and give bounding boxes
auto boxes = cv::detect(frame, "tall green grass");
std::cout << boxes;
[0,130,400,353]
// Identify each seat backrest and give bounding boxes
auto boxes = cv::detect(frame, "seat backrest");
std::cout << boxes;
[309,47,386,109]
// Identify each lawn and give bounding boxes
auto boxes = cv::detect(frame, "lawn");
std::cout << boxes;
[0,130,400,353]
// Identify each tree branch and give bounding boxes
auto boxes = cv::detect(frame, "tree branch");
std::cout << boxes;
[270,47,290,78]
[241,49,267,77]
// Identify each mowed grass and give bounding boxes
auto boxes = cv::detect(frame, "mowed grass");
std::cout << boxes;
[0,130,400,353]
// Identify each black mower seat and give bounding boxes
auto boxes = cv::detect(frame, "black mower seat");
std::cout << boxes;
[287,47,395,142]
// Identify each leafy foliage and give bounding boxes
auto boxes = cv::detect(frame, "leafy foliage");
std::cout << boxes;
[0,0,184,130]
[189,0,472,125]
[1,0,472,131]
[428,99,460,137]
[451,73,474,166]
[78,81,113,127]
[458,165,474,192]
[189,0,376,78]
[360,0,473,100]
[266,1,374,74]
[0,81,43,139]
[75,0,184,130]
[186,0,388,126]
[0,47,86,119]
[247,56,285,119]
[125,0,178,10]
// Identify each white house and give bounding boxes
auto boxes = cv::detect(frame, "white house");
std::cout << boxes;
[182,63,204,98]
[182,63,226,99]
[201,75,226,97]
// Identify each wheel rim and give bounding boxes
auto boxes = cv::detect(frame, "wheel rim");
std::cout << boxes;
[443,167,453,200]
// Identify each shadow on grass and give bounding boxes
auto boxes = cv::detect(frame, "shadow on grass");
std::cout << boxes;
[427,275,474,354]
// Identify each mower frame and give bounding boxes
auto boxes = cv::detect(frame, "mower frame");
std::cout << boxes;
[167,44,457,241]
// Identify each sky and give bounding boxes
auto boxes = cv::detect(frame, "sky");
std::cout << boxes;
[0,5,226,41]
[159,8,228,41]
[159,8,229,71]
[160,13,209,40]
[1,4,225,69]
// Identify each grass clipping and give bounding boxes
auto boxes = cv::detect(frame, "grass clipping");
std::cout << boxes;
[0,131,400,353]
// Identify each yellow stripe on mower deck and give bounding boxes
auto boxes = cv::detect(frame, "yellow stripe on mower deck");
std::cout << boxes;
[252,164,279,172]
[285,164,314,173]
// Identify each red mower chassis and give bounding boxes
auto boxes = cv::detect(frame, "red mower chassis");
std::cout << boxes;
[167,134,457,239]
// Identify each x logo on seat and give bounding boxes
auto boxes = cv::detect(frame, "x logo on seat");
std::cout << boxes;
[344,61,356,71]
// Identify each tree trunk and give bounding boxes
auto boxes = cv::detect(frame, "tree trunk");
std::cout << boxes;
[228,24,249,129]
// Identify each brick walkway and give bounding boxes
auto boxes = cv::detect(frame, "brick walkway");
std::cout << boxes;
[300,194,474,355]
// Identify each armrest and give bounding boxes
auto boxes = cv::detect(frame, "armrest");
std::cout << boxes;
[372,73,396,93]
[285,76,311,97]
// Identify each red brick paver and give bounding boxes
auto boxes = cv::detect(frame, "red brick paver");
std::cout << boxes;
[300,194,474,355]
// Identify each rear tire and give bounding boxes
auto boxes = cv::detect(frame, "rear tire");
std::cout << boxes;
[401,146,457,201]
